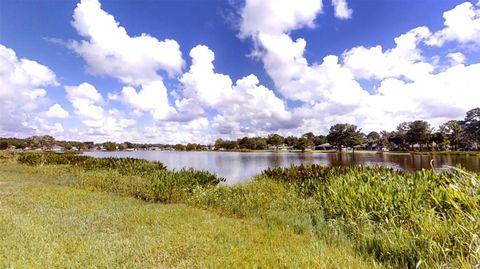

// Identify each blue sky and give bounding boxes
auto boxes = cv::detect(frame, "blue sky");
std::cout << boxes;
[0,0,479,143]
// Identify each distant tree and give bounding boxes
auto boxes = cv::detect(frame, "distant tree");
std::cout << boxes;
[25,135,55,149]
[252,137,267,150]
[406,120,432,151]
[118,143,127,150]
[349,132,365,153]
[186,143,200,151]
[84,142,95,149]
[124,141,134,149]
[327,123,364,152]
[267,134,284,150]
[284,136,298,147]
[464,108,480,146]
[366,131,380,150]
[42,135,55,149]
[237,137,253,149]
[439,120,465,150]
[0,141,8,150]
[294,137,313,152]
[175,144,186,151]
[302,132,316,144]
[388,122,408,150]
[313,135,327,146]
[223,140,238,150]
[64,142,73,150]
[103,142,117,151]
[25,136,37,148]
[214,138,224,150]
[379,131,390,148]
[430,131,447,151]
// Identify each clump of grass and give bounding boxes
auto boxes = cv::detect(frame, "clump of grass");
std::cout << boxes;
[17,152,167,176]
[16,152,225,203]
[0,151,15,163]
[262,165,480,267]
[73,167,224,203]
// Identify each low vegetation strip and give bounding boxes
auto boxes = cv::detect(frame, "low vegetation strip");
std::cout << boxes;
[17,152,168,176]
[17,152,223,203]
[3,152,480,268]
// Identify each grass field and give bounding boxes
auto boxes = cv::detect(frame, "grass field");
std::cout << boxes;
[0,159,377,268]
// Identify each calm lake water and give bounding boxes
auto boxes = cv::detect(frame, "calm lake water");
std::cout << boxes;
[84,151,480,185]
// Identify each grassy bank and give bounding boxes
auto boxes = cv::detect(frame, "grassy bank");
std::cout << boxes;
[2,152,479,268]
[0,156,375,268]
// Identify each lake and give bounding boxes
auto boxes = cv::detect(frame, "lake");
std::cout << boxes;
[84,151,480,185]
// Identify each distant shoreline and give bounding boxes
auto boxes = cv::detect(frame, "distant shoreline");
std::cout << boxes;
[86,149,480,156]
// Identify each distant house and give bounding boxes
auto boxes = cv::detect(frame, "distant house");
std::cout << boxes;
[353,144,365,151]
[368,143,384,151]
[51,145,65,152]
[315,143,333,150]
[148,147,161,151]
[269,144,293,151]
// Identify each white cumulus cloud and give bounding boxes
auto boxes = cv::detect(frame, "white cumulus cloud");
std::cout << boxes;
[44,104,70,119]
[332,0,352,19]
[427,2,480,47]
[70,0,184,85]
[65,82,136,137]
[343,27,434,81]
[447,52,466,65]
[0,44,60,136]
[239,0,323,38]
[119,80,177,120]
[178,45,294,135]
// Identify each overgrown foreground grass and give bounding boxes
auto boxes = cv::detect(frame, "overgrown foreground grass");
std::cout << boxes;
[2,152,480,268]
[0,154,376,268]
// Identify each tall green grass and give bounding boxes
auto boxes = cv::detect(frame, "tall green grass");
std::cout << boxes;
[17,152,224,203]
[17,152,167,176]
[262,164,480,267]
[10,152,480,268]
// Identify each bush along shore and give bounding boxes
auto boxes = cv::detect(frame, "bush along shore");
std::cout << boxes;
[11,152,480,267]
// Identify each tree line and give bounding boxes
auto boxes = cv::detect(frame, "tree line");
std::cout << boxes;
[214,108,480,152]
[1,108,479,152]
